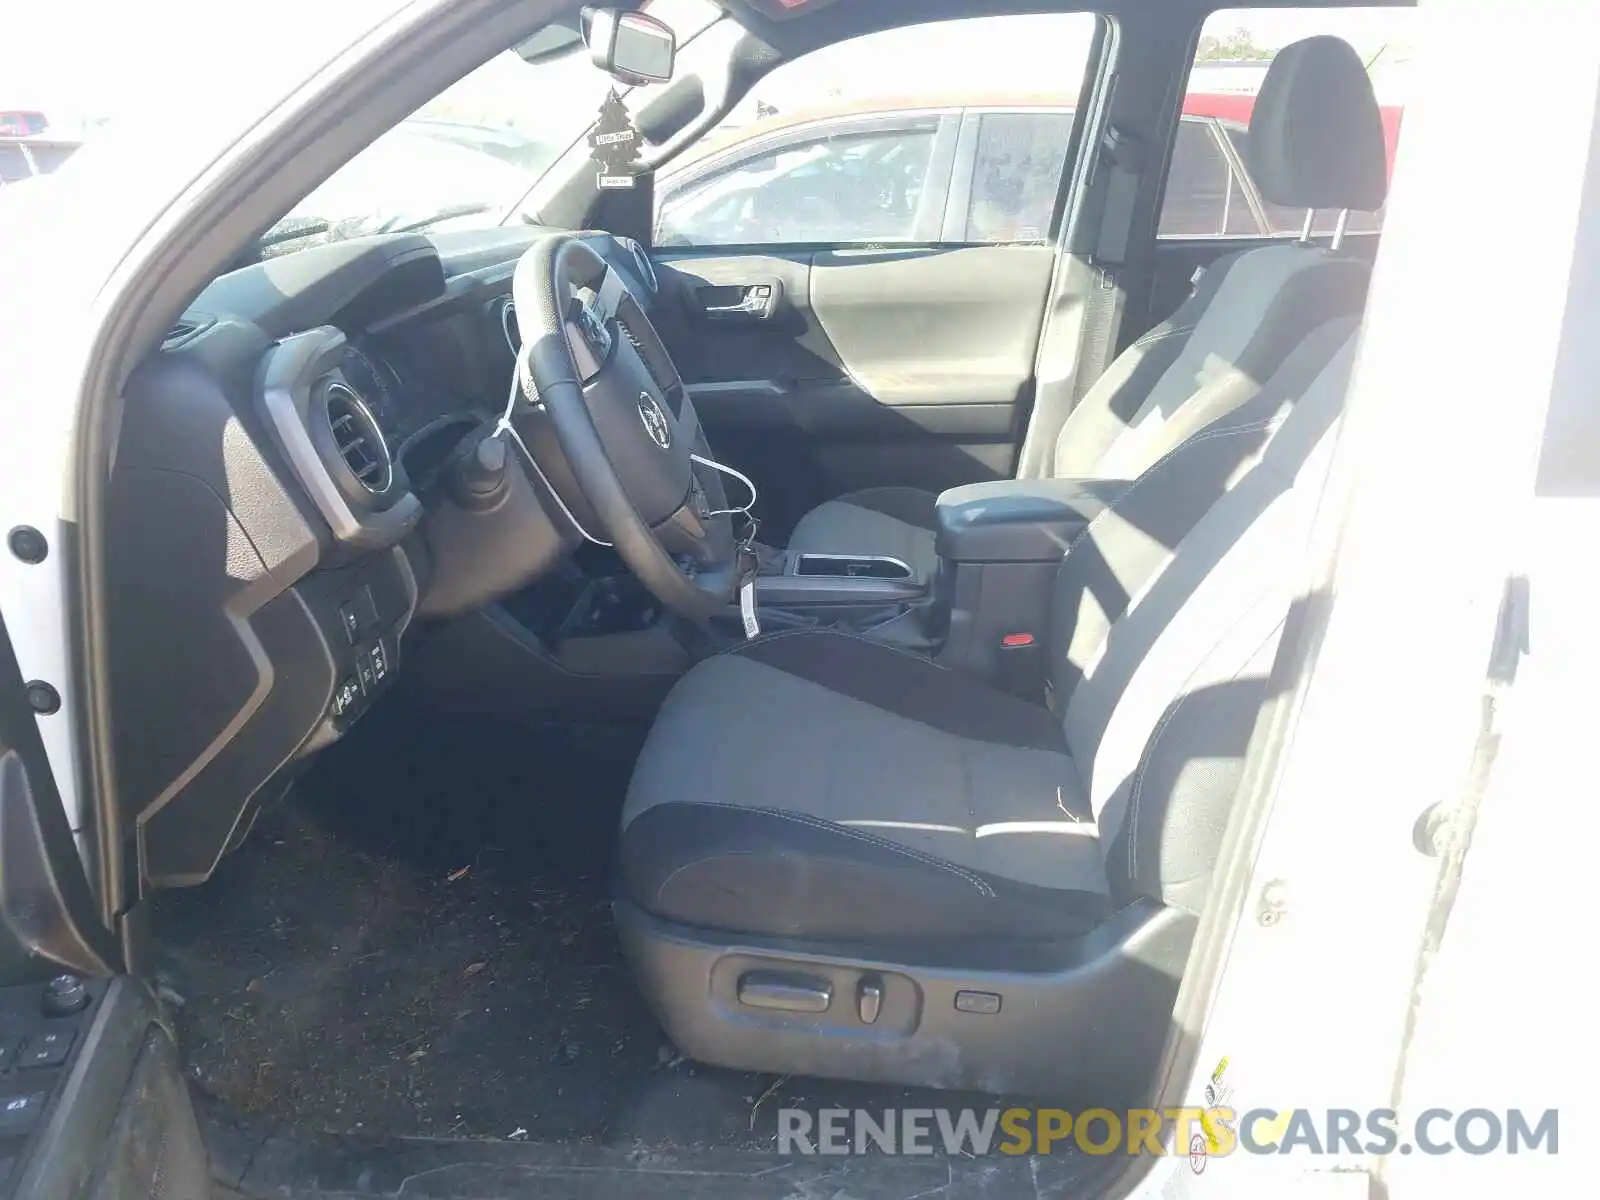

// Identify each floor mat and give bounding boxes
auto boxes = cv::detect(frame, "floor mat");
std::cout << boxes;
[203,1111,1105,1198]
[152,702,1015,1151]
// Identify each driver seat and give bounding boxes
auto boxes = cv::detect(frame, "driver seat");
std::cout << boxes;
[615,318,1359,1099]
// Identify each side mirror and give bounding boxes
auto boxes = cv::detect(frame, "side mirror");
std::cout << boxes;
[582,7,676,85]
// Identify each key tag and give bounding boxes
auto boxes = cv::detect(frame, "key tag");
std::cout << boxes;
[737,544,761,639]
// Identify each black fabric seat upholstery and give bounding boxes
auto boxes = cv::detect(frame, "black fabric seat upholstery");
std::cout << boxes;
[785,35,1386,574]
[620,318,1361,945]
[620,631,1107,942]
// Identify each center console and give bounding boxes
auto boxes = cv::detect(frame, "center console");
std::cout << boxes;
[747,549,933,644]
[931,477,1133,686]
[403,471,1136,724]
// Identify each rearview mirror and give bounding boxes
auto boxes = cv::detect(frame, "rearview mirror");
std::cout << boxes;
[582,7,676,85]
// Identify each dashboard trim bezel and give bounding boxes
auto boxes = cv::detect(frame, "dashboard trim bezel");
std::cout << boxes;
[258,326,423,550]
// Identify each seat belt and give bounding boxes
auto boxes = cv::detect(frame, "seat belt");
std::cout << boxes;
[1075,122,1142,399]
[1017,122,1143,478]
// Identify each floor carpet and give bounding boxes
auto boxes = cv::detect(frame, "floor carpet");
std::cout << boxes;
[153,701,1016,1151]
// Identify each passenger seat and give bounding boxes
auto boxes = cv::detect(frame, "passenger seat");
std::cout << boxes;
[785,35,1389,576]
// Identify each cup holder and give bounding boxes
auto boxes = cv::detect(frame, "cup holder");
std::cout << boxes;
[793,553,914,580]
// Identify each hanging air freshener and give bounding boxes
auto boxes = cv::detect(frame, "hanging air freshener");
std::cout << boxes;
[590,88,640,189]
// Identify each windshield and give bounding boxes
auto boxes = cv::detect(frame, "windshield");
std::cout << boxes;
[260,0,719,255]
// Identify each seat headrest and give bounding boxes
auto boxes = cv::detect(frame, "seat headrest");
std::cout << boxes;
[1245,35,1388,212]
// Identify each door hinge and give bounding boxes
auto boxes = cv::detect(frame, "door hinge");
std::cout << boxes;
[1256,879,1289,926]
[1414,573,1529,858]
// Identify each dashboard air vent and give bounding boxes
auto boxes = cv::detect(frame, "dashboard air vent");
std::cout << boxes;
[499,297,521,355]
[325,382,393,494]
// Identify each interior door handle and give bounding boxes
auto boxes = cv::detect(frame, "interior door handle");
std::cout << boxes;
[697,280,781,321]
[704,296,767,315]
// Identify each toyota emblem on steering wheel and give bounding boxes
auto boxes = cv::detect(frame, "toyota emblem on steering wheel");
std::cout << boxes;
[637,392,672,450]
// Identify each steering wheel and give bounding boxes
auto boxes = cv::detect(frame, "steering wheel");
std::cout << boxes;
[508,233,742,621]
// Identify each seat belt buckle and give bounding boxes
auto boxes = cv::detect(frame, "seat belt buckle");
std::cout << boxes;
[996,632,1044,702]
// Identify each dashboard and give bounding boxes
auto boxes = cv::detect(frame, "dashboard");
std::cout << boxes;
[106,225,661,889]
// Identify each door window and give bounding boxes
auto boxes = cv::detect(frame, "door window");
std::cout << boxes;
[653,11,1097,249]
[964,112,1073,244]
[656,124,937,247]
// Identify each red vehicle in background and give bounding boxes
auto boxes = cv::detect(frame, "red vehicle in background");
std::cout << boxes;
[0,110,48,136]
[0,110,77,188]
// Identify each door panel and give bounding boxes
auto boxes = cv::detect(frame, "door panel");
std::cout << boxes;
[0,615,209,1200]
[809,246,1051,409]
[654,244,1056,539]
[12,980,211,1200]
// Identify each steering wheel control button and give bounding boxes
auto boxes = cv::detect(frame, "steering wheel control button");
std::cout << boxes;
[356,653,376,693]
[40,975,88,1019]
[368,642,389,684]
[857,976,884,1025]
[17,1030,73,1069]
[333,677,361,718]
[954,990,1002,1015]
[339,604,362,643]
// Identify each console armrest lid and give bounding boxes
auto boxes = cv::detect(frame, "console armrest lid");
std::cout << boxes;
[934,477,1134,563]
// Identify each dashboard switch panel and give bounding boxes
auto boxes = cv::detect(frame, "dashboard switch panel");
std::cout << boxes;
[0,1093,46,1137]
[0,977,105,1191]
[39,976,88,1020]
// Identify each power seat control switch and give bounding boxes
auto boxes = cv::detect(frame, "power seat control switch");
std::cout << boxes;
[737,970,831,1014]
[954,990,1001,1015]
[857,975,884,1025]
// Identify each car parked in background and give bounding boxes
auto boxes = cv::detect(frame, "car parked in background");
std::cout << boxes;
[0,135,79,186]
[0,117,556,242]
[0,109,48,136]
[655,91,1403,248]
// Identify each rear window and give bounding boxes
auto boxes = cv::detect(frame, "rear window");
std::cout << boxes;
[964,111,1073,243]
